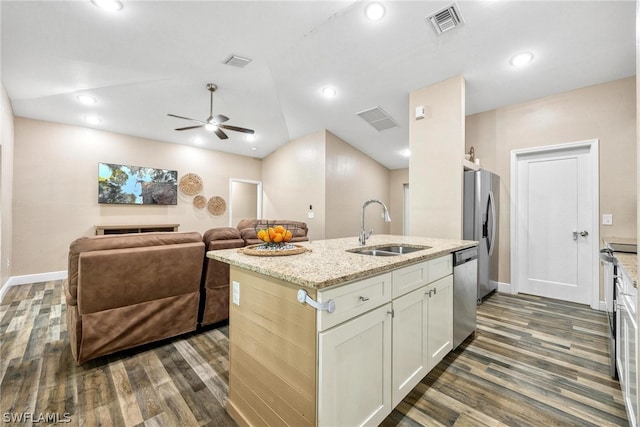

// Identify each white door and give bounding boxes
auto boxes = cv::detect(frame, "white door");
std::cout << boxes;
[513,142,597,305]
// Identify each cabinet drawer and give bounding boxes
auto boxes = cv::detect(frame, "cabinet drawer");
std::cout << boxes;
[392,261,429,298]
[427,255,452,283]
[317,273,392,331]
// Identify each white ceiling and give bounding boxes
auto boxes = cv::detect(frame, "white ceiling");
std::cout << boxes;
[2,1,636,170]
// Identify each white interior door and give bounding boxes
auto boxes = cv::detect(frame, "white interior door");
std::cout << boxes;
[513,142,597,306]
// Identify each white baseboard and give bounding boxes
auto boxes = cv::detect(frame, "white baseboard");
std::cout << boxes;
[1,270,68,301]
[494,280,514,294]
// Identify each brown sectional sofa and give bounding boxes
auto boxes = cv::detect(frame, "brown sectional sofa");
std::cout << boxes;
[65,219,308,364]
[199,219,309,327]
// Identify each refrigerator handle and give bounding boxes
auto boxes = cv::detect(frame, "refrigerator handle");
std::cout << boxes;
[488,190,497,256]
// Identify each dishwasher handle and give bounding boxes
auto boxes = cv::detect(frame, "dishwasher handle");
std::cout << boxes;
[454,247,478,266]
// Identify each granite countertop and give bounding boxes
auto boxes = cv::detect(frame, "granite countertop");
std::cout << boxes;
[603,237,638,289]
[207,234,477,290]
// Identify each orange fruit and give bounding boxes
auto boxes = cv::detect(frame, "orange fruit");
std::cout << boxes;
[257,229,267,241]
[274,225,285,234]
[284,230,293,242]
[272,233,283,243]
[268,228,276,240]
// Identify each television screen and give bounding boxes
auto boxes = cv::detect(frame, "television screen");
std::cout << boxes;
[98,163,178,205]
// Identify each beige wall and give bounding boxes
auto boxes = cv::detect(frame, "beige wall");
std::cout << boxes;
[389,168,409,236]
[262,129,392,242]
[262,130,326,241]
[12,118,262,275]
[409,76,465,239]
[1,85,15,286]
[325,131,390,240]
[466,76,637,285]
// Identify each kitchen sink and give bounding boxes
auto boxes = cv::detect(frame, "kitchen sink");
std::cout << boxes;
[348,245,431,256]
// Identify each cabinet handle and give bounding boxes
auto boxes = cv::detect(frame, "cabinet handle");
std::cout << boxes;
[359,296,370,302]
[296,289,336,313]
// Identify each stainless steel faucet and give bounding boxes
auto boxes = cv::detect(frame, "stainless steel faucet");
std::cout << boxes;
[360,199,391,245]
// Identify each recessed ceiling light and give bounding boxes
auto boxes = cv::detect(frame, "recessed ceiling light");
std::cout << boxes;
[91,0,123,11]
[251,147,257,151]
[365,2,385,21]
[85,115,101,125]
[321,86,337,98]
[401,148,411,157]
[77,95,96,105]
[510,52,534,68]
[193,137,204,145]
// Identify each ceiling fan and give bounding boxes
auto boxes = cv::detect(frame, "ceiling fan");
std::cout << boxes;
[167,83,254,140]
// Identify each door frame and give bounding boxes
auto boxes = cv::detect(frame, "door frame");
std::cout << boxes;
[228,178,263,227]
[510,139,600,310]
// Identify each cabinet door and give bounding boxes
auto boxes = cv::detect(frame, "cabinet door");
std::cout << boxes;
[426,275,453,371]
[392,287,428,407]
[620,297,638,427]
[318,303,392,427]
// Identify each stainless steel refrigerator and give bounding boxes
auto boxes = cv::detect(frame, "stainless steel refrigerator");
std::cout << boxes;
[463,169,500,303]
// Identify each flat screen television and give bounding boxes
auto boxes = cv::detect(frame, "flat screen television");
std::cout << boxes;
[98,162,178,205]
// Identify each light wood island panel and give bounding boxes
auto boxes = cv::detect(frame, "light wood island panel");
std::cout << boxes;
[227,266,317,427]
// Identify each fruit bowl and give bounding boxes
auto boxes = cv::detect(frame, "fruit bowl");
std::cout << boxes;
[255,223,296,246]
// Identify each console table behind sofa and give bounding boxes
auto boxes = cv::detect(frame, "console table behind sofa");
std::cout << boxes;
[95,224,180,235]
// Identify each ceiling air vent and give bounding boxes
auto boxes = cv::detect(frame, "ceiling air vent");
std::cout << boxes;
[224,54,252,68]
[356,106,399,132]
[426,2,465,35]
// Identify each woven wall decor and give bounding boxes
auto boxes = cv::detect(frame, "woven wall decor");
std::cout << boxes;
[193,195,207,209]
[179,173,203,196]
[207,196,227,216]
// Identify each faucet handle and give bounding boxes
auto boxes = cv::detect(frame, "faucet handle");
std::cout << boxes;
[367,229,373,238]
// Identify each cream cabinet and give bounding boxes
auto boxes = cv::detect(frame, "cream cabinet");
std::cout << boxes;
[318,303,393,427]
[426,275,453,370]
[616,268,638,427]
[391,273,453,407]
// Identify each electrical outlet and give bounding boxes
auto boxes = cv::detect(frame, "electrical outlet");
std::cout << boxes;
[602,214,613,226]
[232,281,240,306]
[308,211,315,219]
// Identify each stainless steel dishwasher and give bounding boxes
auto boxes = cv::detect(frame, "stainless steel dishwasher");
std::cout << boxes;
[453,247,478,349]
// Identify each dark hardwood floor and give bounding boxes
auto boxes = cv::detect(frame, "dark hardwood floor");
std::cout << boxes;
[0,281,628,426]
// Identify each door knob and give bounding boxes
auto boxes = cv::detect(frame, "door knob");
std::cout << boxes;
[572,230,589,240]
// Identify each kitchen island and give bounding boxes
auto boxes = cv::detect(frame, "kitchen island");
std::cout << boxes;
[208,234,477,427]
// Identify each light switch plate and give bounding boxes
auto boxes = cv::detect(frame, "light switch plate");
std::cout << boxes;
[308,211,315,219]
[232,281,240,305]
[602,214,613,226]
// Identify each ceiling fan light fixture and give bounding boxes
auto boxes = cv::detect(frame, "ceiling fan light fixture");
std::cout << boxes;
[245,134,256,142]
[91,0,123,12]
[204,123,217,132]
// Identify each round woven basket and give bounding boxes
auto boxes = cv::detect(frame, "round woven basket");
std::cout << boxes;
[179,173,203,196]
[239,244,309,257]
[207,196,227,216]
[193,195,207,209]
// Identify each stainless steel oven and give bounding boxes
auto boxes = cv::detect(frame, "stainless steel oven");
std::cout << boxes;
[600,246,617,378]
[600,240,638,379]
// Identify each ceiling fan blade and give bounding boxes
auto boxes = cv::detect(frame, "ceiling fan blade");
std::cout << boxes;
[175,125,204,131]
[214,127,228,140]
[219,124,255,134]
[213,114,229,124]
[167,113,204,124]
